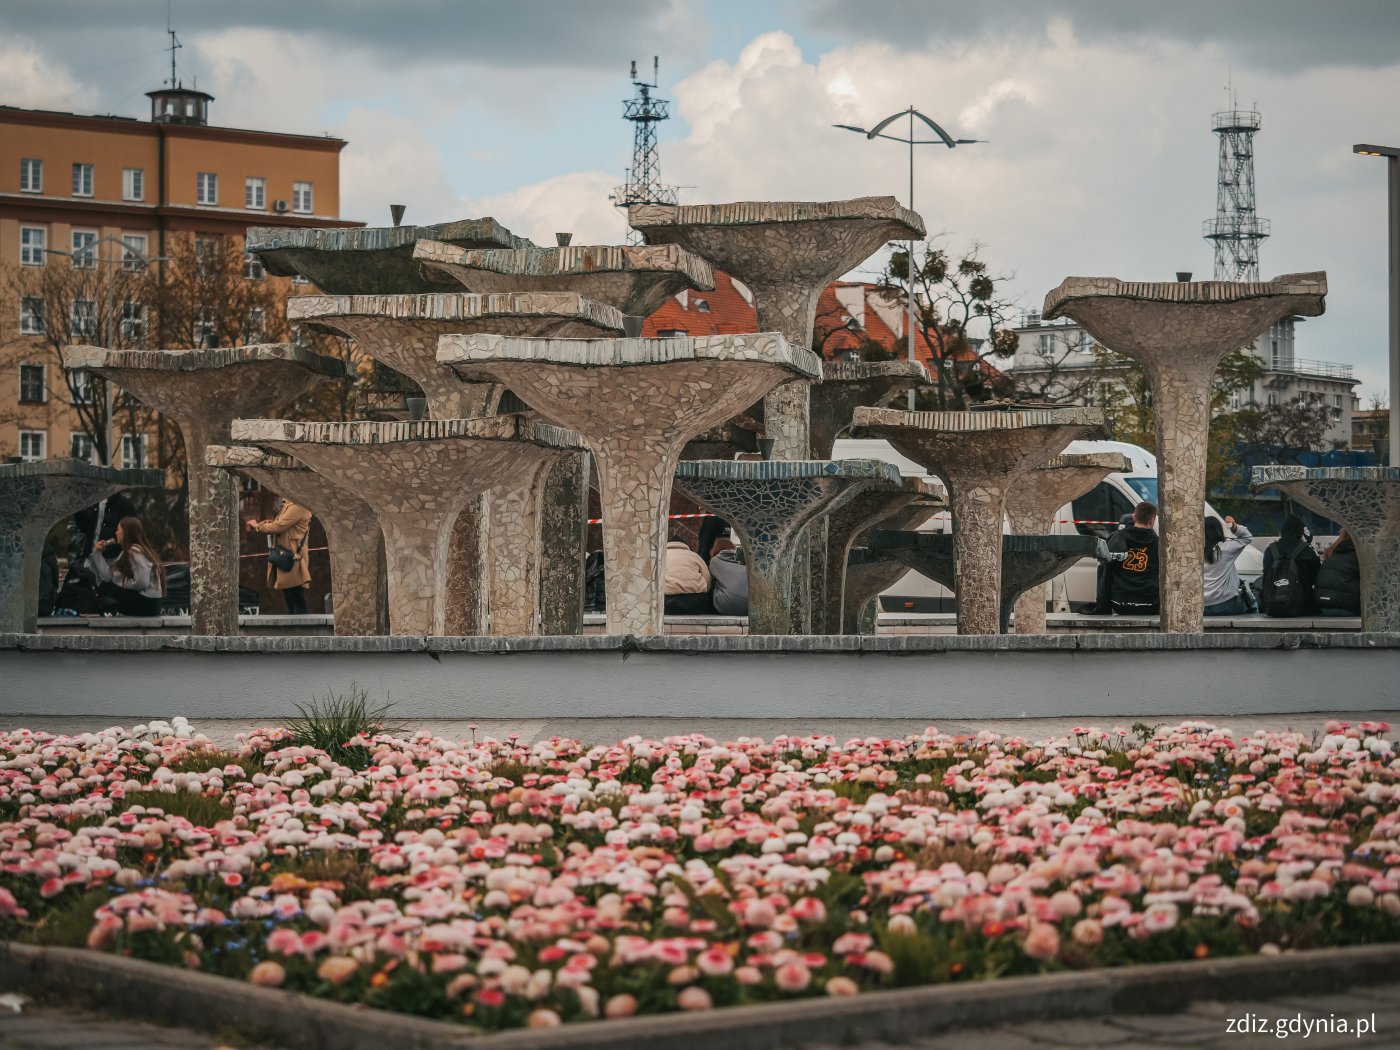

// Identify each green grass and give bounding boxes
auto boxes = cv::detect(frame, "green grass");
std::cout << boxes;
[282,684,404,769]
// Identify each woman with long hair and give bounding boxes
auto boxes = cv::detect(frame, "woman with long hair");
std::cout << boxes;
[1202,514,1254,616]
[89,515,166,617]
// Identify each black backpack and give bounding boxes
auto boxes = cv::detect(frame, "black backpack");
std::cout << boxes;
[1261,540,1309,617]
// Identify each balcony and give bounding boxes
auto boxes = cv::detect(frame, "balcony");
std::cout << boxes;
[1267,358,1355,380]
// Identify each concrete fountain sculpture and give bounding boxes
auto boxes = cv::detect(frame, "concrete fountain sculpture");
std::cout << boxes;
[1044,273,1326,632]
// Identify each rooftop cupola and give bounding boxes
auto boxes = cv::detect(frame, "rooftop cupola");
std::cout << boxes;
[146,85,213,126]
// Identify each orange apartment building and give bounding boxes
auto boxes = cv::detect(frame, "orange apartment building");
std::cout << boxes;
[0,83,358,463]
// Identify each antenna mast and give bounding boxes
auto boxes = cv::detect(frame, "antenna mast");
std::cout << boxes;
[1202,88,1269,281]
[613,56,678,243]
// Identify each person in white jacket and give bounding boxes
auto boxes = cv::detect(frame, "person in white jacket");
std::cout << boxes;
[1202,515,1254,616]
[89,516,165,617]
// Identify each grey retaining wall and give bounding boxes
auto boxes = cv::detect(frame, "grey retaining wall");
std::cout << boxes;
[1,633,1396,720]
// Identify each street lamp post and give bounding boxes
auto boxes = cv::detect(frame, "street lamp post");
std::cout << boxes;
[836,107,983,409]
[43,237,167,466]
[1354,143,1400,467]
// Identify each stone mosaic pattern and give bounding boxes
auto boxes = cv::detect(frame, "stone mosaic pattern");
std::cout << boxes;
[444,500,488,636]
[231,417,585,637]
[1007,453,1131,634]
[869,532,1101,633]
[205,445,388,636]
[1252,466,1400,632]
[0,461,163,634]
[674,459,901,634]
[852,407,1104,635]
[810,478,943,634]
[412,242,715,317]
[484,462,550,636]
[63,343,346,636]
[843,548,909,637]
[288,292,623,421]
[246,218,534,294]
[438,333,819,635]
[1044,273,1327,634]
[809,361,930,458]
[629,197,927,474]
[537,452,589,635]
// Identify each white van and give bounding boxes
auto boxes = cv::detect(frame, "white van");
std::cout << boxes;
[830,437,1263,614]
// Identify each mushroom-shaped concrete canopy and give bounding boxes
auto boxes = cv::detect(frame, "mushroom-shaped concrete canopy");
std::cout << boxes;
[0,460,164,634]
[1043,272,1326,633]
[412,241,715,318]
[1251,465,1400,632]
[61,342,348,636]
[287,292,623,421]
[246,218,535,294]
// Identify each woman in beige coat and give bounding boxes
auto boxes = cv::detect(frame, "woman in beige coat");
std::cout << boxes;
[247,498,313,614]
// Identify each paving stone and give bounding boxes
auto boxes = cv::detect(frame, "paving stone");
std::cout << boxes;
[1004,1017,1138,1045]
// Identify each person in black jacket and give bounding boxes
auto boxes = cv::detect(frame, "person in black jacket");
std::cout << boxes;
[1261,514,1321,614]
[1315,530,1361,616]
[1099,501,1160,615]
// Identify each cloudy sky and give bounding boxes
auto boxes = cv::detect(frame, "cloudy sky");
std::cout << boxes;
[4,0,1398,397]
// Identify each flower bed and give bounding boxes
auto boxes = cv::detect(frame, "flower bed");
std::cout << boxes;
[0,719,1397,1032]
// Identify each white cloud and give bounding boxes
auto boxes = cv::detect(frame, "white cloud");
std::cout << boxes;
[461,172,628,247]
[0,36,97,110]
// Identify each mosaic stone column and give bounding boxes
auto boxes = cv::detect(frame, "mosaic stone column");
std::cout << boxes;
[1006,452,1131,634]
[853,407,1103,634]
[63,344,346,636]
[869,532,1101,633]
[411,241,715,637]
[842,500,947,635]
[631,198,926,630]
[438,333,821,635]
[1044,273,1327,633]
[811,476,943,634]
[0,461,163,634]
[231,417,585,637]
[674,460,901,634]
[536,451,590,635]
[1252,466,1400,631]
[205,445,388,636]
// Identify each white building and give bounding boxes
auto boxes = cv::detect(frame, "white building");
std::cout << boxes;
[1006,313,1357,447]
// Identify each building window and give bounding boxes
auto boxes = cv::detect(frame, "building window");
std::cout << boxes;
[71,229,98,268]
[19,431,46,462]
[120,302,146,342]
[20,226,46,266]
[69,369,93,403]
[1267,392,1278,406]
[71,299,97,338]
[694,298,711,313]
[70,432,94,461]
[292,181,313,214]
[20,297,44,336]
[1334,394,1344,409]
[245,177,266,210]
[120,434,145,469]
[123,168,144,202]
[242,251,264,280]
[194,310,217,348]
[197,172,218,205]
[19,364,46,403]
[20,158,43,193]
[71,163,94,197]
[121,233,148,270]
[244,307,265,342]
[193,234,220,276]
[656,329,687,337]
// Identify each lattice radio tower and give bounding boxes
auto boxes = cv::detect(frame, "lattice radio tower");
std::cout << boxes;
[613,57,678,244]
[1202,91,1270,281]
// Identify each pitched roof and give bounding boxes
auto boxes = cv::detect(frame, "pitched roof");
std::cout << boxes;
[642,271,757,336]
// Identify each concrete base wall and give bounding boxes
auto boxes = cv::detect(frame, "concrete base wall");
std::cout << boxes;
[1,634,1395,721]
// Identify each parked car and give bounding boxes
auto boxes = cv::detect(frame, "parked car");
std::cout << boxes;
[829,438,1262,614]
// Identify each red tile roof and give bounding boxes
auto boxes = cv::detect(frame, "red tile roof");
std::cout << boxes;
[642,274,1008,391]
